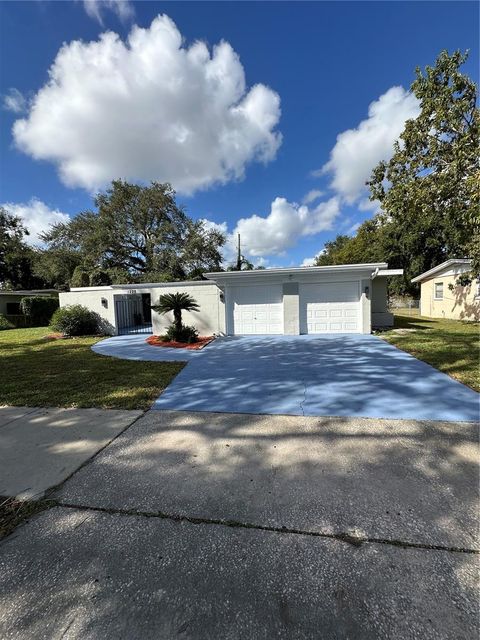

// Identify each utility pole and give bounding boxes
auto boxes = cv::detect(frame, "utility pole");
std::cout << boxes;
[236,233,242,271]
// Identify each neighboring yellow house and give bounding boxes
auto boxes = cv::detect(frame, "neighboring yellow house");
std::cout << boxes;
[412,259,480,321]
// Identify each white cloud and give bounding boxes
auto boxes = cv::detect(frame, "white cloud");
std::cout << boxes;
[347,222,360,234]
[301,249,325,267]
[13,15,282,195]
[319,86,420,203]
[82,0,134,24]
[302,189,324,205]
[358,197,380,212]
[301,256,316,267]
[233,196,340,257]
[1,198,70,246]
[3,88,27,114]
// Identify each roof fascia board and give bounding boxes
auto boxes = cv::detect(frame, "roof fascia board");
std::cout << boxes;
[411,259,471,283]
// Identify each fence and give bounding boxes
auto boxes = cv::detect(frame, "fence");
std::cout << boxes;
[115,294,152,335]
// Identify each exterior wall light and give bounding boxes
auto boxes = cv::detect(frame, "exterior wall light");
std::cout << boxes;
[101,297,108,308]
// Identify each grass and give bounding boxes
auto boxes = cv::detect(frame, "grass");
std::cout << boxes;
[382,313,480,392]
[0,327,185,410]
[0,496,56,540]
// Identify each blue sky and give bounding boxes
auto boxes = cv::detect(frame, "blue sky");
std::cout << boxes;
[1,1,478,267]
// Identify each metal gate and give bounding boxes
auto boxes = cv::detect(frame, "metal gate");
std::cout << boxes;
[115,294,152,335]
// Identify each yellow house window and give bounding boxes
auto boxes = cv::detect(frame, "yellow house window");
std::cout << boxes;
[434,282,443,300]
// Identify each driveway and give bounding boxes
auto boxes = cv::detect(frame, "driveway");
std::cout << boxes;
[93,334,480,422]
[1,410,478,638]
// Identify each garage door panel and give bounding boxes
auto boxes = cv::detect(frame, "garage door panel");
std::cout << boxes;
[301,281,361,334]
[231,285,284,335]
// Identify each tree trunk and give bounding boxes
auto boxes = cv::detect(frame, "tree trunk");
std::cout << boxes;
[173,308,182,332]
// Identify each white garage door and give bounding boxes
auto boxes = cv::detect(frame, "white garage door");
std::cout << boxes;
[300,281,361,333]
[230,285,283,334]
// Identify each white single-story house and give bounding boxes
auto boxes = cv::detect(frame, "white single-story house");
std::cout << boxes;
[0,289,58,317]
[59,263,402,336]
[412,259,480,321]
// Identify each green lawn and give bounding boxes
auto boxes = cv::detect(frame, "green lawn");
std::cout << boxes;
[0,327,185,410]
[382,313,480,392]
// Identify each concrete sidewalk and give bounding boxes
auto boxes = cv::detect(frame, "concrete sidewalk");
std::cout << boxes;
[0,406,142,499]
[0,409,478,638]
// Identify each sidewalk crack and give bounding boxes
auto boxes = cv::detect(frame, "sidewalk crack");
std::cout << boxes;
[58,502,479,555]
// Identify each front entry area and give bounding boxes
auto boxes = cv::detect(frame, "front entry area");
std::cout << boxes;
[300,281,361,333]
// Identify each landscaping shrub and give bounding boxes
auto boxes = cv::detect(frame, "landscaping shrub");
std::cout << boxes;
[20,296,59,326]
[50,305,101,336]
[0,314,14,331]
[164,323,199,343]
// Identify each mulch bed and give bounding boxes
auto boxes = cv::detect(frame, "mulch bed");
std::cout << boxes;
[43,332,67,341]
[146,335,215,350]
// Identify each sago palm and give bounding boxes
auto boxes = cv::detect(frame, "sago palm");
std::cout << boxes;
[151,292,200,334]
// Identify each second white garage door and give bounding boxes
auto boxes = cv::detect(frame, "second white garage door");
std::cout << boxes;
[231,284,283,335]
[300,281,361,333]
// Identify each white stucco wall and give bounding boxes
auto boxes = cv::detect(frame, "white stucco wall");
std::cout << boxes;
[371,277,394,328]
[150,282,225,336]
[59,290,118,334]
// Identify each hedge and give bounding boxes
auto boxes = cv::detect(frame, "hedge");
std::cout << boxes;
[20,296,59,327]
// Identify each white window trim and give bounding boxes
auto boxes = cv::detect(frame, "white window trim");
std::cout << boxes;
[433,281,444,300]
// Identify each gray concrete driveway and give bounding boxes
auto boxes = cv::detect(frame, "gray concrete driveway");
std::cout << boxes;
[0,409,478,638]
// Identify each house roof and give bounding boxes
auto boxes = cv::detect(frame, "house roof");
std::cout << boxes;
[204,262,388,282]
[411,259,471,283]
[0,289,58,296]
[69,280,213,292]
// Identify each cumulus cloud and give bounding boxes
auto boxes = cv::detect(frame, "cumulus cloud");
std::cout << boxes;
[233,196,340,257]
[301,250,325,267]
[319,86,420,203]
[302,189,324,205]
[1,198,70,246]
[13,15,282,195]
[82,0,134,24]
[3,88,27,114]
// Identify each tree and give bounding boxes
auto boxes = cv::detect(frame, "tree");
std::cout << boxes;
[42,181,225,282]
[32,248,82,290]
[0,207,46,290]
[151,292,200,339]
[70,266,91,288]
[368,50,480,283]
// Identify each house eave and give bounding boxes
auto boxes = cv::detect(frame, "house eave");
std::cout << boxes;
[205,262,388,283]
[411,259,471,283]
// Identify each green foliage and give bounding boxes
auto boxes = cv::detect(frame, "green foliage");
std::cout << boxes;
[20,296,59,326]
[89,269,112,286]
[50,305,101,336]
[367,49,479,285]
[70,266,90,288]
[0,314,14,331]
[152,292,200,338]
[42,181,225,282]
[0,208,47,290]
[314,51,479,295]
[164,323,199,343]
[32,248,81,290]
